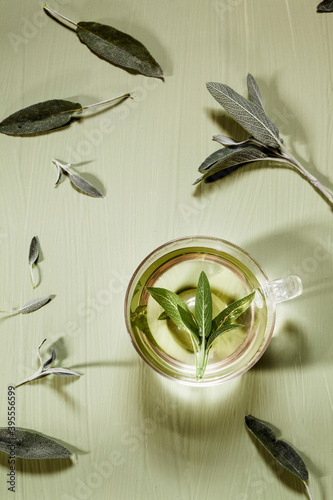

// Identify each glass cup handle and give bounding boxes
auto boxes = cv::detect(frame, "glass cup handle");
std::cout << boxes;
[268,275,303,304]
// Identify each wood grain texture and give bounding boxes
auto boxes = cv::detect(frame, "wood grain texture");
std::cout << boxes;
[0,0,332,498]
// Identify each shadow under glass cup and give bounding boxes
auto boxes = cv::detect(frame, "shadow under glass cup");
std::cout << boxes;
[124,236,302,387]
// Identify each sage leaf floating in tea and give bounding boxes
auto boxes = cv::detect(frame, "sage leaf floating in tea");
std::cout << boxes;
[146,271,255,380]
[44,5,163,78]
[245,415,314,499]
[15,339,81,388]
[0,94,130,136]
[28,236,39,288]
[0,428,74,459]
[52,159,104,198]
[197,74,333,207]
[317,0,333,11]
[0,295,52,315]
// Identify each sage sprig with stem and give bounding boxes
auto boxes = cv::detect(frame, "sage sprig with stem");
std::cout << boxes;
[52,159,104,198]
[29,236,39,288]
[146,271,255,381]
[195,74,333,208]
[0,295,52,315]
[15,339,81,388]
[0,93,131,136]
[43,4,163,78]
[245,415,314,499]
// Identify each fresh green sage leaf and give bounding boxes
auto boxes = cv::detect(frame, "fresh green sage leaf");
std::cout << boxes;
[130,305,160,348]
[206,323,243,351]
[146,287,192,334]
[44,5,163,78]
[0,94,130,136]
[244,415,313,496]
[15,339,81,388]
[247,73,265,111]
[206,81,281,149]
[195,271,212,338]
[0,428,74,459]
[317,0,333,11]
[194,145,269,184]
[177,305,199,340]
[211,291,255,333]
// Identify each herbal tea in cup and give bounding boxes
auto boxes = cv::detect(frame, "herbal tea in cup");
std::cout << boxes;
[124,237,302,386]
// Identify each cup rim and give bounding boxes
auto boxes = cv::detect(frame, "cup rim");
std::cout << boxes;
[124,235,277,386]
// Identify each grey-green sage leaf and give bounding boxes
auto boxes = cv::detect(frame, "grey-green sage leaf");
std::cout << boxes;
[44,5,163,78]
[244,415,309,482]
[177,305,199,340]
[206,323,243,351]
[206,81,281,148]
[67,172,104,198]
[247,73,265,111]
[0,428,74,459]
[194,146,269,184]
[0,94,130,136]
[29,236,39,288]
[317,0,333,11]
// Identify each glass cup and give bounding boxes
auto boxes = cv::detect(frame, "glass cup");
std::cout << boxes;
[124,236,303,387]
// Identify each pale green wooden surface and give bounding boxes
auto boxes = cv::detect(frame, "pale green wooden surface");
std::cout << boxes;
[0,0,332,498]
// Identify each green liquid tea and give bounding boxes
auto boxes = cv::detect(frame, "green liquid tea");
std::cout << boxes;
[127,246,268,381]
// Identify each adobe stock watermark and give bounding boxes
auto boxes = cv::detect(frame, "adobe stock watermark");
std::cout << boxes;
[7,0,71,53]
[65,78,162,164]
[178,183,217,224]
[213,0,244,19]
[286,236,333,281]
[61,400,179,500]
[6,386,16,493]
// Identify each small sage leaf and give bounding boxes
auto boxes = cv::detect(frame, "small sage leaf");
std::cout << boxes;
[244,415,309,482]
[130,305,160,348]
[195,271,212,338]
[17,295,52,314]
[194,145,269,184]
[247,73,265,111]
[67,172,104,198]
[15,339,81,387]
[206,81,281,148]
[211,291,255,333]
[317,0,333,11]
[29,236,39,265]
[44,5,163,78]
[158,311,169,320]
[0,428,73,459]
[43,348,56,370]
[29,236,40,288]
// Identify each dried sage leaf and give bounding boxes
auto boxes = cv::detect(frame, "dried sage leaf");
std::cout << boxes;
[44,5,163,78]
[244,415,309,482]
[0,428,74,459]
[0,94,130,136]
[198,147,236,172]
[68,172,104,198]
[206,81,281,148]
[317,0,333,11]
